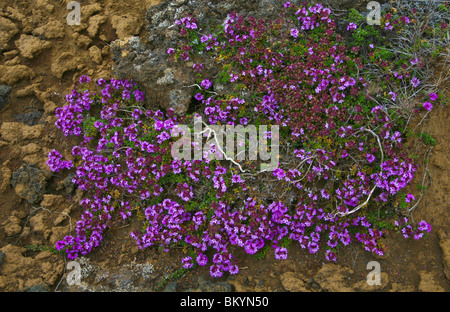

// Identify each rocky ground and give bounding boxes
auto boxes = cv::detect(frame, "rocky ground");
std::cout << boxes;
[0,0,449,292]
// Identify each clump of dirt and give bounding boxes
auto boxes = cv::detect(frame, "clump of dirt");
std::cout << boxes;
[0,0,449,293]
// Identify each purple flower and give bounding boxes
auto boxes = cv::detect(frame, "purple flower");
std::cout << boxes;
[290,28,299,38]
[167,48,175,54]
[388,91,396,101]
[239,117,248,125]
[325,249,337,261]
[182,256,194,269]
[418,221,431,233]
[347,22,357,31]
[429,93,438,101]
[186,21,197,29]
[321,189,330,199]
[405,193,415,203]
[274,246,288,260]
[181,51,190,60]
[193,63,203,72]
[366,154,376,163]
[201,79,212,89]
[411,77,420,88]
[96,78,106,86]
[47,149,74,172]
[157,131,170,143]
[231,175,244,183]
[196,253,208,266]
[133,89,145,102]
[422,102,433,111]
[195,93,204,101]
[229,265,239,275]
[212,253,223,264]
[122,89,131,100]
[200,35,210,43]
[210,265,223,278]
[273,168,286,180]
[79,75,90,84]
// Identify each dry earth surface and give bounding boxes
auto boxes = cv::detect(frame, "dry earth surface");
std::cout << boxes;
[0,0,449,292]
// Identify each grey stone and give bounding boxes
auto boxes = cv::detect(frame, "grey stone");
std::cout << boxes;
[163,281,178,292]
[108,268,136,291]
[63,173,77,195]
[0,250,5,266]
[11,164,48,204]
[14,109,44,126]
[196,276,234,292]
[0,84,12,110]
[26,284,50,292]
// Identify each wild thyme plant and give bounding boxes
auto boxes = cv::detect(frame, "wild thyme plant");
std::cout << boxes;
[48,1,443,277]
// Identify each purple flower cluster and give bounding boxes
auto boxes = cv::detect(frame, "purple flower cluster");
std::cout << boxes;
[135,189,399,275]
[50,77,184,258]
[422,92,438,111]
[49,69,430,275]
[46,149,73,172]
[175,16,198,30]
[200,79,212,89]
[204,8,363,137]
[347,22,357,31]
[295,4,332,30]
[55,89,92,136]
[203,96,245,125]
[394,217,432,240]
